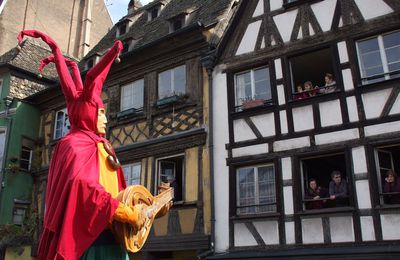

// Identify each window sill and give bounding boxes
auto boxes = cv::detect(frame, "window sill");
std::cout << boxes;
[375,204,400,211]
[290,89,341,103]
[156,94,188,107]
[233,101,275,114]
[116,108,143,121]
[230,212,280,221]
[297,206,355,216]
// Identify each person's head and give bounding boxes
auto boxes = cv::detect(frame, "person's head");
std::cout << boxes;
[96,108,108,135]
[325,73,334,84]
[309,178,317,190]
[386,170,397,183]
[167,175,175,183]
[331,170,342,184]
[304,81,313,91]
[297,85,303,92]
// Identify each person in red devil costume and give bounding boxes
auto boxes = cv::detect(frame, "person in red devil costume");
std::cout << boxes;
[18,30,154,260]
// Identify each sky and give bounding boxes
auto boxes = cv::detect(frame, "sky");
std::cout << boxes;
[105,0,153,24]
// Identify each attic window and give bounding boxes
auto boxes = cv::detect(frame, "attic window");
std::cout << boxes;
[122,39,133,54]
[86,55,100,70]
[147,3,165,21]
[119,24,127,35]
[169,14,187,33]
[151,7,159,20]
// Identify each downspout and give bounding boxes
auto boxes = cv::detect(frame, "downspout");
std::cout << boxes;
[200,50,216,259]
[80,0,93,57]
[0,96,14,198]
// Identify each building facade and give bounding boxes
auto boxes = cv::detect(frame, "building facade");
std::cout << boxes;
[0,0,112,58]
[212,0,400,259]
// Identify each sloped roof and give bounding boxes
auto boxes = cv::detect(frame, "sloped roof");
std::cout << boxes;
[83,0,236,61]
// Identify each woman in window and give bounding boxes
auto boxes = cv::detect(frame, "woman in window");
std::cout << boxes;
[319,73,337,94]
[383,170,400,204]
[294,85,307,100]
[304,81,318,97]
[304,178,328,210]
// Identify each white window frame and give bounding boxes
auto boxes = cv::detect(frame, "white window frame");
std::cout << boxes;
[158,65,186,99]
[122,162,141,186]
[234,66,271,107]
[374,147,396,204]
[356,30,400,84]
[156,154,185,202]
[120,79,144,111]
[53,108,70,140]
[0,77,3,98]
[19,146,32,171]
[236,163,276,215]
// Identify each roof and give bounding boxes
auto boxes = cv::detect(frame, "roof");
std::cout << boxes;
[83,0,236,62]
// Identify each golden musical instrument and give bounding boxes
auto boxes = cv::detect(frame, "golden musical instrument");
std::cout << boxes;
[112,185,174,252]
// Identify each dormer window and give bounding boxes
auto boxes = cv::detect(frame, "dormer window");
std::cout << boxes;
[147,2,166,21]
[86,55,100,70]
[168,10,193,33]
[151,7,159,20]
[119,24,127,36]
[116,19,133,38]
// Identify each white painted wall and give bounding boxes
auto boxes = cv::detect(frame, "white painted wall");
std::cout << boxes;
[302,218,324,244]
[281,157,292,180]
[273,9,298,42]
[337,41,349,63]
[236,21,262,55]
[280,110,288,134]
[274,59,283,80]
[277,84,286,105]
[274,136,310,152]
[315,128,359,145]
[342,69,354,91]
[389,93,400,115]
[232,143,268,158]
[360,216,376,241]
[285,221,296,244]
[364,121,400,137]
[310,0,336,32]
[251,113,275,137]
[254,221,280,245]
[346,96,359,122]
[270,0,283,12]
[293,105,314,132]
[330,216,355,243]
[381,214,400,240]
[253,0,264,17]
[319,99,343,127]
[355,180,372,209]
[354,0,393,20]
[352,146,367,174]
[234,119,257,142]
[234,223,258,246]
[283,186,294,215]
[212,67,230,252]
[362,88,391,119]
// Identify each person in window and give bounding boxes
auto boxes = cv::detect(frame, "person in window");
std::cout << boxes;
[304,178,328,209]
[294,85,307,100]
[166,175,181,202]
[329,170,349,207]
[319,73,337,94]
[304,81,318,97]
[383,169,400,204]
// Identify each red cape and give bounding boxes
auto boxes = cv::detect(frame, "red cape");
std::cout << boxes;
[37,130,126,259]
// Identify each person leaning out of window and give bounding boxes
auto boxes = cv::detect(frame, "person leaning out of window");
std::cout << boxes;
[319,73,337,94]
[305,178,328,210]
[383,169,400,204]
[329,170,349,207]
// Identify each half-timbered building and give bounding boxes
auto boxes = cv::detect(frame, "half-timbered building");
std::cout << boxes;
[29,0,237,259]
[211,0,400,259]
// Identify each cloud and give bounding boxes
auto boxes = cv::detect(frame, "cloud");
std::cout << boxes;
[106,0,153,24]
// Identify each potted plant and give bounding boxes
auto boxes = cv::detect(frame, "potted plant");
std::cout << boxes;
[241,97,264,109]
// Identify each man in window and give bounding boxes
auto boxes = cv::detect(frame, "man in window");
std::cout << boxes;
[329,171,349,207]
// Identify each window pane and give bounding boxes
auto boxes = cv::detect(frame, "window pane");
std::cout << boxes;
[235,72,251,106]
[258,166,276,207]
[159,70,172,99]
[358,38,384,79]
[174,65,186,95]
[383,31,400,49]
[237,167,255,207]
[132,163,141,185]
[254,67,271,100]
[132,80,144,109]
[123,165,132,184]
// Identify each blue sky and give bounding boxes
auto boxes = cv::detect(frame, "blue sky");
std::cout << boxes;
[106,0,153,24]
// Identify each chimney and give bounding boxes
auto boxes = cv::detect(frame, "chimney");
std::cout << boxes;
[128,0,142,14]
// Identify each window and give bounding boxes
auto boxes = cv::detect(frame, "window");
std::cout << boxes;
[120,79,144,111]
[119,23,127,36]
[236,164,276,215]
[158,65,186,99]
[123,162,141,185]
[374,144,400,205]
[86,59,94,70]
[54,108,70,139]
[301,153,349,210]
[235,67,271,111]
[20,146,32,171]
[12,200,30,225]
[157,155,184,202]
[169,14,187,33]
[357,30,400,84]
[148,7,160,21]
[0,77,3,97]
[290,47,337,100]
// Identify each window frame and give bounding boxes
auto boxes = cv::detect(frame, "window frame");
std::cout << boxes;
[156,154,185,203]
[0,77,3,98]
[122,162,142,186]
[19,146,32,171]
[356,30,400,85]
[53,108,70,140]
[235,163,277,216]
[120,79,144,112]
[157,65,186,100]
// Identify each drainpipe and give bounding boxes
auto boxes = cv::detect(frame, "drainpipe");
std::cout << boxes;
[80,0,93,57]
[0,96,14,196]
[200,50,216,259]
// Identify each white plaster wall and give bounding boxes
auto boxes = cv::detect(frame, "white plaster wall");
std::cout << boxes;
[354,0,393,20]
[232,143,268,158]
[251,113,275,137]
[389,93,400,115]
[234,119,257,142]
[253,0,264,17]
[283,186,294,215]
[346,96,359,122]
[330,216,355,243]
[352,146,367,174]
[273,9,298,42]
[360,216,376,241]
[315,128,359,145]
[236,21,262,55]
[302,218,324,244]
[381,214,400,240]
[362,88,391,119]
[337,41,349,63]
[342,69,354,91]
[355,180,372,209]
[281,157,292,180]
[365,121,400,137]
[319,100,343,127]
[212,68,230,252]
[311,0,336,32]
[285,221,295,244]
[270,0,283,12]
[277,84,286,105]
[274,59,283,80]
[274,136,310,152]
[254,221,280,245]
[234,223,258,246]
[280,110,288,134]
[293,105,314,132]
